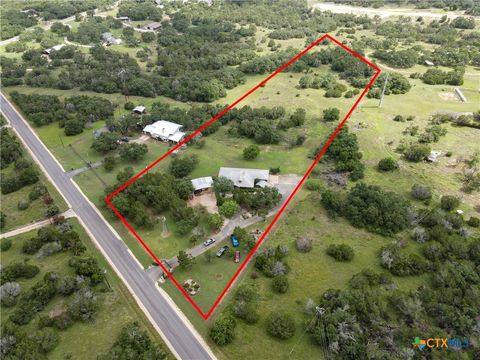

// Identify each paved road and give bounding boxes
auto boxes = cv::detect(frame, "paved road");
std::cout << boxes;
[0,93,214,360]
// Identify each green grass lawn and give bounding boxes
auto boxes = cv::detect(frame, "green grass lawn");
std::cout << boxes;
[0,218,172,359]
[0,130,68,233]
[166,241,244,314]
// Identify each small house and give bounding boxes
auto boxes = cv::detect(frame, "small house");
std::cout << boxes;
[191,177,214,194]
[143,22,162,31]
[101,32,121,46]
[425,60,434,67]
[143,120,185,143]
[132,105,146,115]
[117,16,130,21]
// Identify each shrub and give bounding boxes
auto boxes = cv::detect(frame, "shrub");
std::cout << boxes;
[0,282,21,307]
[323,107,340,122]
[1,238,12,252]
[378,157,398,172]
[17,199,30,210]
[393,115,405,122]
[209,317,236,345]
[404,143,431,162]
[124,101,134,110]
[272,275,289,293]
[467,216,480,228]
[440,195,460,211]
[326,244,354,261]
[295,238,312,253]
[304,179,323,191]
[46,205,60,217]
[266,312,295,340]
[411,184,432,201]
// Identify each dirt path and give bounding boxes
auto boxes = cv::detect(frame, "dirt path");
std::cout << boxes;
[0,209,76,239]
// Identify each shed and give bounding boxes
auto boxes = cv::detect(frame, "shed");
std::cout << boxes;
[42,44,65,55]
[191,177,214,192]
[144,22,162,31]
[427,150,441,162]
[425,60,434,66]
[118,16,130,21]
[132,105,146,114]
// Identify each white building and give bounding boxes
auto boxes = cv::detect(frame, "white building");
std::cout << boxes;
[132,105,146,114]
[101,32,122,46]
[42,44,65,55]
[218,167,269,189]
[191,177,214,193]
[143,120,185,143]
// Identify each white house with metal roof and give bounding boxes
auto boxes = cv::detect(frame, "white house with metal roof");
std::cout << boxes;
[42,44,65,55]
[218,167,269,189]
[143,120,185,143]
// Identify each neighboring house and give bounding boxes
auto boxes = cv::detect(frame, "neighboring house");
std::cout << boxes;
[427,150,441,162]
[42,44,65,55]
[218,167,269,189]
[101,32,121,46]
[143,22,162,31]
[191,177,214,194]
[143,120,185,143]
[132,105,146,114]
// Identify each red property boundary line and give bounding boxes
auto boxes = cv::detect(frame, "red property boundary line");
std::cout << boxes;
[106,34,381,320]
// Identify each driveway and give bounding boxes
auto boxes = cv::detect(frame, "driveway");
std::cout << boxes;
[166,175,301,268]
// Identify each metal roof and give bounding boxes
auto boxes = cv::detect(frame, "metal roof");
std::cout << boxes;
[191,177,214,191]
[218,167,269,188]
[143,120,185,143]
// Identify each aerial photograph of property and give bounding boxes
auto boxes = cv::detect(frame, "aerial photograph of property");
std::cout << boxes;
[0,0,479,359]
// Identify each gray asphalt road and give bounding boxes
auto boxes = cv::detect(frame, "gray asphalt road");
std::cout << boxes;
[0,93,213,360]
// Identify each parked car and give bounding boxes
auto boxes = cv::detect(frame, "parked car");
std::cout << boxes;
[234,251,240,263]
[230,234,239,247]
[216,246,229,257]
[203,238,216,247]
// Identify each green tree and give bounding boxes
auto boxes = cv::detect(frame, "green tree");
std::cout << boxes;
[169,155,199,178]
[323,107,340,122]
[119,143,148,162]
[243,144,260,160]
[177,250,194,270]
[207,213,224,231]
[91,133,119,154]
[219,200,240,218]
[103,155,116,172]
[213,176,234,196]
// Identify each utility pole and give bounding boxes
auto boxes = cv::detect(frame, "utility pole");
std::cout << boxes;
[379,72,389,108]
